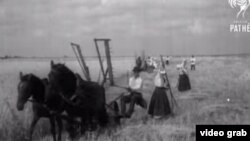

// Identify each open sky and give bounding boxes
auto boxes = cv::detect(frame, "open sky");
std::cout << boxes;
[0,0,250,57]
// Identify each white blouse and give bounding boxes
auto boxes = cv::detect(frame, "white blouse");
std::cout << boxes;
[154,71,168,87]
[129,77,143,90]
[190,58,196,65]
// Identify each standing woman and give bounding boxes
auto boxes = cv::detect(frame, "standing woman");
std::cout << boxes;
[190,55,196,71]
[148,66,171,119]
[177,59,191,92]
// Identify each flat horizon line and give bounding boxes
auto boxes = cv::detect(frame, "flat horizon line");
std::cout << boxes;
[1,53,250,59]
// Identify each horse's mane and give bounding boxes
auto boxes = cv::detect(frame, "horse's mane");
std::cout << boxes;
[50,62,77,97]
[52,63,74,76]
[51,63,76,83]
[22,74,41,84]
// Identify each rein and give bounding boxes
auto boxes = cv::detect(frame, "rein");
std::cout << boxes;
[59,92,120,113]
[28,98,82,124]
[27,99,50,111]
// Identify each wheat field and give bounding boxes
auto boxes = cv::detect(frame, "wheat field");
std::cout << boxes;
[1,56,250,141]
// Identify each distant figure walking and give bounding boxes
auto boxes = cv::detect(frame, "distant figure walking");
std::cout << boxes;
[177,59,191,92]
[120,67,147,118]
[135,56,142,71]
[165,56,170,65]
[190,55,196,71]
[148,67,171,119]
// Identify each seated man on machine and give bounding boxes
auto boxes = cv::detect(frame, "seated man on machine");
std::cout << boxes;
[120,67,147,118]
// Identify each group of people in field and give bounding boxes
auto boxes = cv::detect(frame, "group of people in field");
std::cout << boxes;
[121,55,196,119]
[14,54,197,141]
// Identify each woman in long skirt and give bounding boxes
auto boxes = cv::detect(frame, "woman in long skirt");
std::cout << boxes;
[177,59,191,92]
[148,69,171,118]
[178,73,191,91]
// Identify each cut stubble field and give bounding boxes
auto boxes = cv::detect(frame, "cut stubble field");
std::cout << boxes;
[1,56,250,141]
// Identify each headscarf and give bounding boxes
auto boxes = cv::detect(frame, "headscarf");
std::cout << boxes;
[177,59,188,74]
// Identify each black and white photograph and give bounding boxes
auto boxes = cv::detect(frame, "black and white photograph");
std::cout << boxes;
[1,0,250,141]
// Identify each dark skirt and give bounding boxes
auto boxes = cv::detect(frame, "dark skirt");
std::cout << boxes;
[178,73,191,91]
[148,87,171,117]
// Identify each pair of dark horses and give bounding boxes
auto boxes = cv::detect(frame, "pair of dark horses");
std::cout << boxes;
[16,61,120,141]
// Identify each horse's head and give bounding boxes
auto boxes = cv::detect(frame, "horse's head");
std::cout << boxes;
[17,72,33,111]
[48,60,76,98]
[48,60,63,86]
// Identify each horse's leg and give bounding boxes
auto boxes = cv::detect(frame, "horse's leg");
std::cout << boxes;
[29,115,40,141]
[90,110,99,131]
[127,98,136,118]
[56,116,63,141]
[49,116,57,141]
[97,107,108,127]
[80,116,87,134]
[66,118,77,140]
[120,95,131,116]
